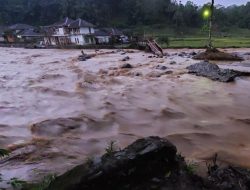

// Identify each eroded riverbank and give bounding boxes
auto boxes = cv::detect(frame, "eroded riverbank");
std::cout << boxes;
[0,47,250,187]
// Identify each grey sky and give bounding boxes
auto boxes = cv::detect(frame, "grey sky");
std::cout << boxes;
[180,0,249,6]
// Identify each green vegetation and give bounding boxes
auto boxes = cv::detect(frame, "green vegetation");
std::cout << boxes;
[0,149,9,158]
[8,178,27,189]
[1,148,55,190]
[4,174,57,190]
[138,26,250,48]
[105,140,118,155]
[166,37,250,48]
[185,161,198,175]
[0,0,249,31]
[156,36,170,47]
[27,174,56,190]
[0,0,249,48]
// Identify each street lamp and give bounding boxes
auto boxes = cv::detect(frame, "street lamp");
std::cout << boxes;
[203,9,211,19]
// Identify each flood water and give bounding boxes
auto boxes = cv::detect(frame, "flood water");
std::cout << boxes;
[0,47,250,186]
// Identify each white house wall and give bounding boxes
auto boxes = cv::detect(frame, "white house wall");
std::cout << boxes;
[90,28,94,34]
[45,25,96,46]
[56,28,64,35]
[80,27,94,34]
[70,35,85,45]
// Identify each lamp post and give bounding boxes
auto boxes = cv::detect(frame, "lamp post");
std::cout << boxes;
[202,0,214,49]
[208,0,214,49]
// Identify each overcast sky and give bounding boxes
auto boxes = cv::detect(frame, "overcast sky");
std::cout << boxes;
[180,0,249,6]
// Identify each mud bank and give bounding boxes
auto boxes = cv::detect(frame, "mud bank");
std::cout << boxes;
[0,47,250,188]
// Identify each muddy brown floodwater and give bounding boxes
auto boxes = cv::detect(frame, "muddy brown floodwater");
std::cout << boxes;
[0,47,250,188]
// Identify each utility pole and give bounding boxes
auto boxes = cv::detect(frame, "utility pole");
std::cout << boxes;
[208,0,214,49]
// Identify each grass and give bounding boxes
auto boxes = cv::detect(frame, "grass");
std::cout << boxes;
[20,174,57,190]
[28,174,56,190]
[8,178,27,189]
[133,25,250,48]
[105,140,118,155]
[185,161,198,175]
[164,37,250,48]
[0,149,9,158]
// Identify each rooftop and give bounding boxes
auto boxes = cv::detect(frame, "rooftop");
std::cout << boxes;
[18,29,43,37]
[51,17,75,27]
[9,24,34,31]
[94,29,110,36]
[102,28,123,36]
[68,18,94,28]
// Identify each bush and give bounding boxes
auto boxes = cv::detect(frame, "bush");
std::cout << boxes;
[157,36,170,46]
[0,149,9,158]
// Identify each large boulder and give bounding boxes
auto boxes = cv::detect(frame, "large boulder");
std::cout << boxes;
[187,61,250,82]
[41,137,250,190]
[46,137,179,190]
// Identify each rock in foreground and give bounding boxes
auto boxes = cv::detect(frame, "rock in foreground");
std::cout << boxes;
[45,137,181,190]
[187,61,250,82]
[40,137,250,190]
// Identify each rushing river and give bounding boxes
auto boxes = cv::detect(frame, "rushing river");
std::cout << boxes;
[0,47,250,186]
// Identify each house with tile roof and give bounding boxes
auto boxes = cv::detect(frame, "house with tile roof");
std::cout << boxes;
[68,18,95,45]
[18,28,43,42]
[3,23,35,43]
[43,17,95,46]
